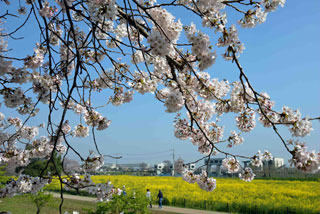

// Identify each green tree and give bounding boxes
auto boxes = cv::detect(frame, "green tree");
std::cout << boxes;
[16,151,63,176]
[0,164,6,176]
[30,191,53,214]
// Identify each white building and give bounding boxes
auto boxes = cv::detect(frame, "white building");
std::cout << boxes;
[263,157,285,169]
[186,163,196,171]
[155,163,165,170]
[243,157,285,170]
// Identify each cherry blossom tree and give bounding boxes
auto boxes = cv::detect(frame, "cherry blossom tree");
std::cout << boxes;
[0,0,319,212]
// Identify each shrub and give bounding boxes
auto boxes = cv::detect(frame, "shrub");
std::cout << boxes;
[29,191,53,214]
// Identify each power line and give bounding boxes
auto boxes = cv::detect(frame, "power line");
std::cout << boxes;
[117,154,173,160]
[110,149,172,156]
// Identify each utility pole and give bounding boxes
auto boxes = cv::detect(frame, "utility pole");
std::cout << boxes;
[115,153,119,170]
[172,148,175,176]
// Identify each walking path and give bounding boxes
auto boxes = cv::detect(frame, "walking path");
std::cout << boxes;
[50,192,230,214]
[51,192,97,202]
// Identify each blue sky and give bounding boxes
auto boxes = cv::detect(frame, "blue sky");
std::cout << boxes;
[2,1,319,166]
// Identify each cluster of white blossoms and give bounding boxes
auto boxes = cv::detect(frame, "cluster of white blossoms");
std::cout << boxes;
[0,134,66,167]
[178,0,226,30]
[236,109,256,132]
[188,99,216,122]
[147,26,172,56]
[20,126,39,140]
[289,118,312,137]
[236,0,286,29]
[239,167,256,182]
[227,130,244,148]
[230,82,254,113]
[257,93,278,127]
[257,102,313,138]
[131,50,148,64]
[222,157,241,173]
[249,150,273,168]
[181,168,216,191]
[261,150,273,161]
[174,118,191,140]
[81,151,104,172]
[196,171,217,191]
[84,110,111,130]
[1,87,25,108]
[256,96,313,139]
[59,44,75,73]
[87,0,118,21]
[173,111,225,156]
[149,7,182,43]
[262,0,286,12]
[147,7,182,56]
[164,89,184,113]
[129,71,157,95]
[31,72,62,104]
[0,110,64,166]
[278,106,313,137]
[24,44,45,70]
[288,140,320,173]
[72,124,90,138]
[238,7,267,28]
[39,1,58,18]
[64,173,94,191]
[110,89,134,106]
[184,23,217,71]
[197,77,230,101]
[222,151,275,182]
[64,173,122,202]
[95,21,114,40]
[216,25,244,60]
[0,58,29,84]
[189,125,218,154]
[0,175,50,198]
[60,101,111,137]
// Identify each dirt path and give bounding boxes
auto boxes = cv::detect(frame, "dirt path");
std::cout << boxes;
[50,192,97,202]
[50,192,230,214]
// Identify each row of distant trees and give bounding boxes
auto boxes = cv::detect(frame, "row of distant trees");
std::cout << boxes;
[1,155,180,176]
[1,154,81,176]
[1,157,176,176]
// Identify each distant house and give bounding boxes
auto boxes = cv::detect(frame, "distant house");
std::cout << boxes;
[104,163,118,170]
[264,157,285,169]
[154,162,168,175]
[243,157,285,170]
[204,158,226,176]
[155,163,165,171]
[185,163,196,171]
[204,157,285,177]
[205,158,224,165]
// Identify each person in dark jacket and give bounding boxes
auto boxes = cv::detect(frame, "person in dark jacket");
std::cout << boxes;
[157,189,163,208]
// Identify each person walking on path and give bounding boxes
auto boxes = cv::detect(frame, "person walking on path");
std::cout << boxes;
[157,189,163,209]
[146,189,152,208]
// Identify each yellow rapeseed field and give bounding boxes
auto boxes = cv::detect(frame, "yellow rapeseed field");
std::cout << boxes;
[47,175,320,214]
